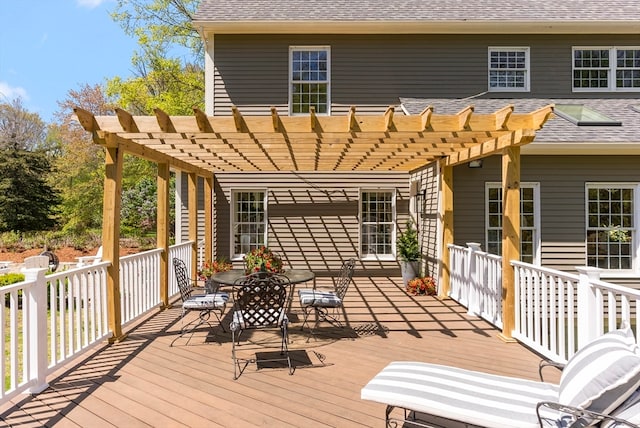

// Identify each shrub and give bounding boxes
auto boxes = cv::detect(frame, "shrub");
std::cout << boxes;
[0,273,26,287]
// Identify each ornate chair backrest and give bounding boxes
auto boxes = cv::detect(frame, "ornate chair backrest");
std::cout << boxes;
[173,258,193,302]
[233,273,290,329]
[335,258,356,300]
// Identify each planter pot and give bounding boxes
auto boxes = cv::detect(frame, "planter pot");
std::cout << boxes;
[400,261,419,287]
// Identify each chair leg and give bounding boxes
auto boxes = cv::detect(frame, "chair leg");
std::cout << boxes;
[171,307,225,346]
[281,320,293,376]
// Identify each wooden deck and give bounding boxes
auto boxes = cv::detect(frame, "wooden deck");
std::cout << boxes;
[0,277,560,427]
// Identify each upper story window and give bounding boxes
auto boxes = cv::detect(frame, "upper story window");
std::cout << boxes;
[486,183,540,264]
[360,190,395,260]
[573,47,640,92]
[586,184,637,273]
[289,46,330,115]
[231,190,267,260]
[488,47,530,92]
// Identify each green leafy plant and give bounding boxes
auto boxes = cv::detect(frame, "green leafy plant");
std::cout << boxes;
[244,246,284,274]
[397,219,420,262]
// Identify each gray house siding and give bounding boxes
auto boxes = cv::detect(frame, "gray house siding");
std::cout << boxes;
[453,155,640,287]
[179,172,208,248]
[410,163,440,279]
[211,34,640,116]
[212,171,411,275]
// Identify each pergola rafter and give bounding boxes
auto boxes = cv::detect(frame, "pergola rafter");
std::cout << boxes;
[74,103,554,342]
[75,104,553,173]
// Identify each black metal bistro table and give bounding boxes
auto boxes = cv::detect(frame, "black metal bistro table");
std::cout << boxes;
[210,269,315,288]
[209,269,315,315]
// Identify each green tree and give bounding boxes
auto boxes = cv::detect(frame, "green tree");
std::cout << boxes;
[0,147,59,232]
[50,84,113,233]
[108,0,204,115]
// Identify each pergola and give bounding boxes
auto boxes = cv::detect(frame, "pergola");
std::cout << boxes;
[74,103,553,342]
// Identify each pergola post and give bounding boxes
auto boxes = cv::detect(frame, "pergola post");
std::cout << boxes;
[157,162,170,308]
[103,145,125,342]
[188,172,199,279]
[499,146,521,342]
[439,159,454,298]
[204,175,214,263]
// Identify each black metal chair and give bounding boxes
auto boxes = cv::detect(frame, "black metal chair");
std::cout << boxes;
[298,258,356,336]
[230,272,292,379]
[171,258,229,346]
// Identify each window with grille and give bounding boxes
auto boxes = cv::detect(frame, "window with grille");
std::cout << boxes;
[360,190,395,259]
[488,47,530,92]
[232,190,266,259]
[289,47,330,114]
[586,184,636,271]
[573,47,640,91]
[486,183,539,264]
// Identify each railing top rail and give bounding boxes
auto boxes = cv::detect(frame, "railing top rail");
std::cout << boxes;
[46,261,111,279]
[120,248,163,262]
[475,251,501,261]
[591,277,640,298]
[169,241,194,249]
[0,278,36,292]
[511,260,580,282]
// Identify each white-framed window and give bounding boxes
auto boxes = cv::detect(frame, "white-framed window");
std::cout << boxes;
[231,190,267,260]
[360,189,395,260]
[573,47,640,91]
[289,46,330,114]
[586,184,638,272]
[488,47,530,92]
[486,183,540,264]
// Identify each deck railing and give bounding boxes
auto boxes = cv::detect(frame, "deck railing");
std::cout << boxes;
[449,243,640,363]
[448,243,503,328]
[0,241,193,404]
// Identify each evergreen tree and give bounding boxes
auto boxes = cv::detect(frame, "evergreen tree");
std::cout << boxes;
[0,147,59,232]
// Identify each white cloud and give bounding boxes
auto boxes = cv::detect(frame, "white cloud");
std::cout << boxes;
[76,0,110,9]
[0,82,29,101]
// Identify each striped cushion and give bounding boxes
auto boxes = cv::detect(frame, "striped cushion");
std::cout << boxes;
[361,361,559,428]
[298,288,341,307]
[183,292,228,310]
[603,389,640,427]
[559,328,640,417]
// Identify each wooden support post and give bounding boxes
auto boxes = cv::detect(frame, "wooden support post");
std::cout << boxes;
[204,175,214,265]
[439,159,454,298]
[499,146,520,342]
[103,145,125,342]
[157,162,170,308]
[188,172,199,280]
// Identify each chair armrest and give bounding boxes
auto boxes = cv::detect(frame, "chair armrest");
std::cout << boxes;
[536,401,640,428]
[538,359,565,382]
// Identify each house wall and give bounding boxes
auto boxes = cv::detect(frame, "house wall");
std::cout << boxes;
[212,171,411,275]
[211,34,640,115]
[410,163,440,279]
[453,155,640,287]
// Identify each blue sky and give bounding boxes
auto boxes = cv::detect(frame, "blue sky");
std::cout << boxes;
[0,0,138,123]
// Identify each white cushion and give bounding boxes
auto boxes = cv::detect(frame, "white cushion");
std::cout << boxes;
[559,328,640,418]
[183,292,228,309]
[298,288,341,307]
[361,361,559,428]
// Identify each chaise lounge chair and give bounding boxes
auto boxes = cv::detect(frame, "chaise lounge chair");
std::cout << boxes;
[361,327,640,428]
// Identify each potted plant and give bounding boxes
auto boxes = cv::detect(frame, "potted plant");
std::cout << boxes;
[397,219,420,287]
[244,246,284,275]
[198,258,233,293]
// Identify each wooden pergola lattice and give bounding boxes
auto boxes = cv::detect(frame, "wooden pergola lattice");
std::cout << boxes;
[75,103,554,341]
